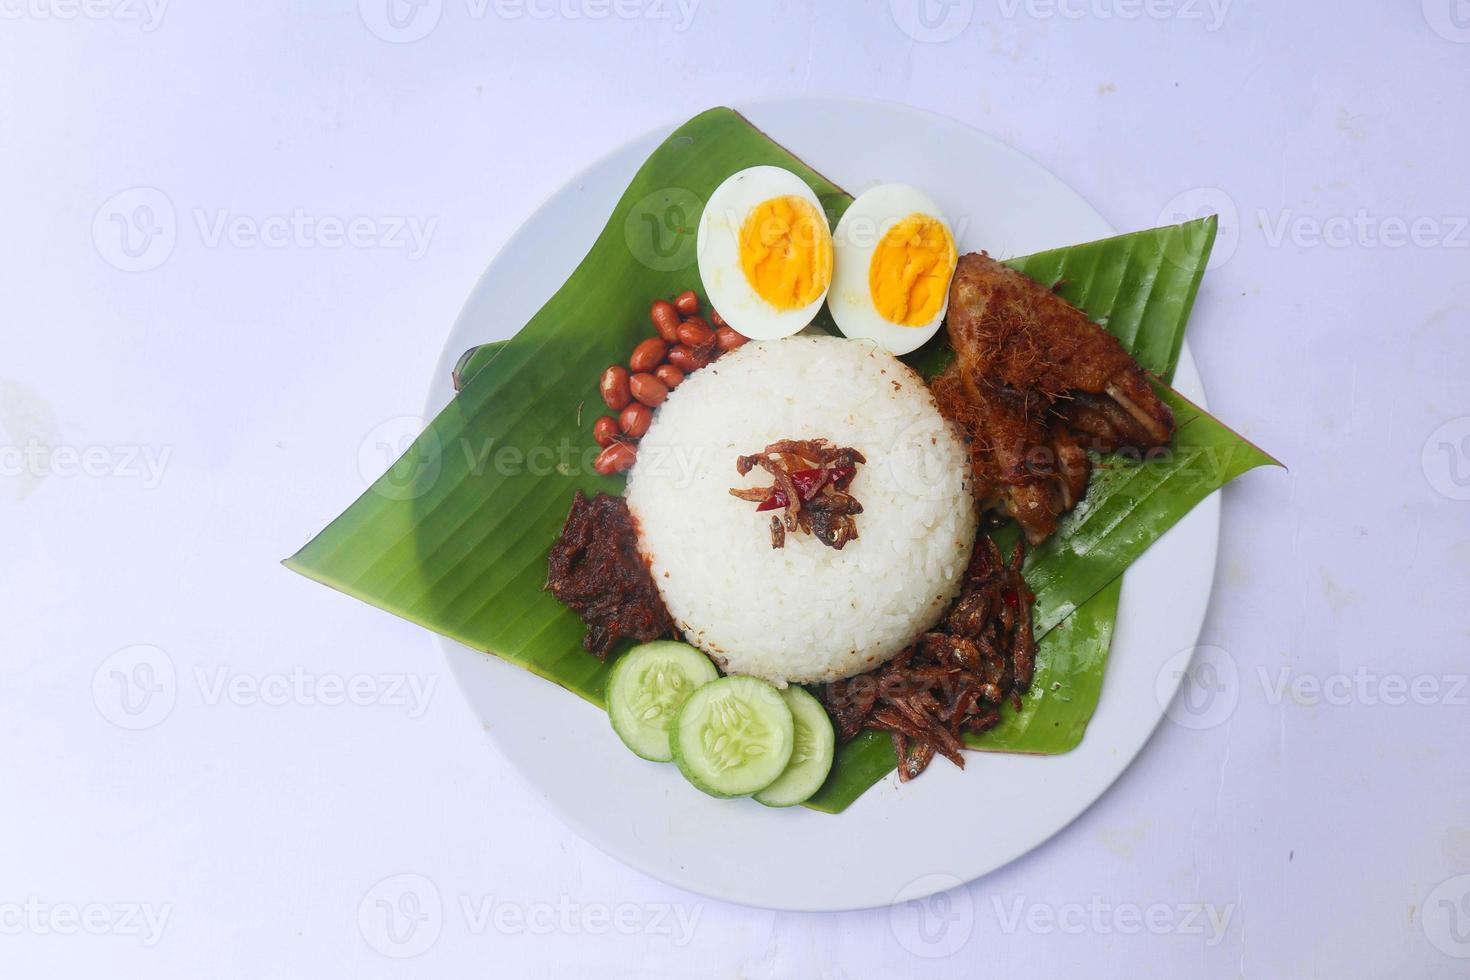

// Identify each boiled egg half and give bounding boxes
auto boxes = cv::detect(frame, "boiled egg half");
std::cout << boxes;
[696,166,834,340]
[829,184,958,355]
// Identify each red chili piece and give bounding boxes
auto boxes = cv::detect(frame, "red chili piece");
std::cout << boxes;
[754,465,856,511]
[755,489,788,512]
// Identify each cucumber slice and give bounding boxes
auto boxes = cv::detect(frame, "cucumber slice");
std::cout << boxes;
[606,641,719,762]
[671,676,794,798]
[754,686,836,807]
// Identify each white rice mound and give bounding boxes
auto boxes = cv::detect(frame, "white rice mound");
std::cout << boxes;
[625,336,977,686]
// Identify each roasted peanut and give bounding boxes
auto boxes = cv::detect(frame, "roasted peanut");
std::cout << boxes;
[629,337,667,373]
[619,401,653,439]
[594,441,637,475]
[673,290,699,316]
[629,372,669,407]
[599,365,631,411]
[654,364,684,390]
[592,415,621,448]
[715,326,748,352]
[650,299,680,342]
[666,344,700,373]
[688,342,715,369]
[676,317,714,348]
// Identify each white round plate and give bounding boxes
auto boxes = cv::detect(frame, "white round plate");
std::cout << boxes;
[425,97,1219,912]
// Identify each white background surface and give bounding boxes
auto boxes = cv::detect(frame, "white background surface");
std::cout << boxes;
[3,1,1468,976]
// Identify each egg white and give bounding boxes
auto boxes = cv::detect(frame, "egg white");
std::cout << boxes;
[829,184,957,355]
[696,166,833,341]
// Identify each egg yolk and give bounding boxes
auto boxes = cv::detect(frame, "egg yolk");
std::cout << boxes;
[738,195,833,310]
[868,213,957,326]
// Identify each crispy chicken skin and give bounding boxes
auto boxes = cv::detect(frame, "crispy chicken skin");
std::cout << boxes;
[934,252,1175,543]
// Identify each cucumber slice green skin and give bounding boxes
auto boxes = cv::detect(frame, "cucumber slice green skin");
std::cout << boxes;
[606,641,720,763]
[754,686,837,807]
[671,676,794,799]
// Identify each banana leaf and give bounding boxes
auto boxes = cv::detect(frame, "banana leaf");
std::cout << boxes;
[803,390,1273,811]
[808,576,1123,813]
[285,108,1273,814]
[802,219,1280,811]
[287,108,848,702]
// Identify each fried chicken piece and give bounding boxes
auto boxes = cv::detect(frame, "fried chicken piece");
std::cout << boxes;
[935,252,1175,543]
